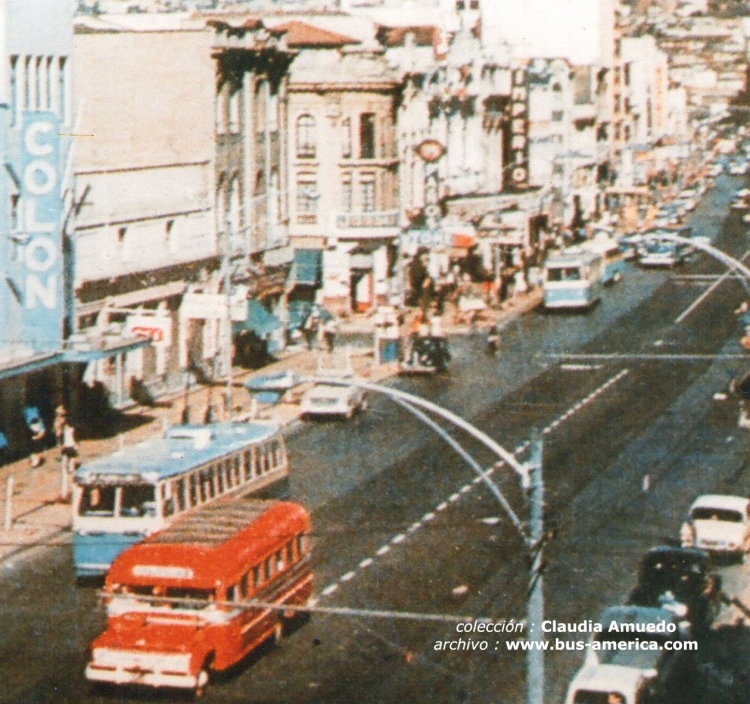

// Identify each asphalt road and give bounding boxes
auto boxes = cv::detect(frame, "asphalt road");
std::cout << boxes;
[4,173,750,704]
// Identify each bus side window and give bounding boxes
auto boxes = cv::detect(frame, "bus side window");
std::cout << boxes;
[227,585,238,603]
[286,540,294,564]
[240,571,249,599]
[253,565,261,589]
[216,462,225,494]
[189,473,198,507]
[175,478,186,512]
[296,533,308,556]
[275,549,284,572]
[264,556,273,581]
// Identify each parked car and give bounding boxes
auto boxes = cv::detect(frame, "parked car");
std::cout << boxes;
[627,546,721,635]
[399,335,451,374]
[565,606,691,704]
[681,494,750,558]
[300,381,367,420]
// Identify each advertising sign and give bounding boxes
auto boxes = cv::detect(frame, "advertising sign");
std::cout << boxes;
[126,314,172,349]
[12,112,64,354]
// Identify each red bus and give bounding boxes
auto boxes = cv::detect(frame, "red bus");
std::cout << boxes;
[85,497,312,696]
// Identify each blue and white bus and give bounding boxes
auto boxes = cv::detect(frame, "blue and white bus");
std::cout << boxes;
[581,233,626,285]
[72,422,289,578]
[543,248,603,310]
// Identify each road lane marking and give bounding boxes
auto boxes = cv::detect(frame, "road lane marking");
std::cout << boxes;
[317,368,629,601]
[674,249,750,324]
[545,353,749,360]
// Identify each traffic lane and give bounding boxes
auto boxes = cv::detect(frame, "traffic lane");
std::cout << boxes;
[0,547,103,704]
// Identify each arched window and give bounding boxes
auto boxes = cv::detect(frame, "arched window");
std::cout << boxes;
[296,115,316,159]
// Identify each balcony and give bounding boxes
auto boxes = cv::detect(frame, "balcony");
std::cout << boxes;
[336,210,399,233]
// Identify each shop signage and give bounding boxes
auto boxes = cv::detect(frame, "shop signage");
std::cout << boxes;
[16,112,63,353]
[509,68,529,185]
[126,314,172,348]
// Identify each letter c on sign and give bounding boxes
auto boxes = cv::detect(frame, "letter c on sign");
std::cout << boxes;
[25,237,57,272]
[25,122,54,156]
[457,624,465,632]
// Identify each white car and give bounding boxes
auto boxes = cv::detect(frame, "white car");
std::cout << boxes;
[300,383,366,420]
[682,494,750,557]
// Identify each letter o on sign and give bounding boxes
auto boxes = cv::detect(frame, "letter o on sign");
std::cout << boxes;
[512,167,527,183]
[25,237,57,272]
[24,160,57,196]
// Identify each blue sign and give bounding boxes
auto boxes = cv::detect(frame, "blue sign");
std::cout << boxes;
[404,229,452,249]
[13,111,63,354]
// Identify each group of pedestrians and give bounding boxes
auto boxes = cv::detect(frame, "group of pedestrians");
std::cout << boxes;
[302,311,339,352]
[27,404,78,477]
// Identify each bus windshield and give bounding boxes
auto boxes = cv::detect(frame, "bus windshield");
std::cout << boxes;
[115,585,215,610]
[79,484,157,518]
[547,266,582,282]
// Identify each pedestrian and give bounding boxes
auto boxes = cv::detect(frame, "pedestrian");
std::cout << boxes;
[60,420,78,476]
[323,317,338,353]
[25,407,46,468]
[303,312,319,350]
[53,405,67,448]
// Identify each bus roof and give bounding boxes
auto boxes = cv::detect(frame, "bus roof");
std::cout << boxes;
[545,248,601,267]
[107,497,310,590]
[75,422,280,485]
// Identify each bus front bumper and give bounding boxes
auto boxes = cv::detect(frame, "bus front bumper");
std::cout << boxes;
[86,649,202,691]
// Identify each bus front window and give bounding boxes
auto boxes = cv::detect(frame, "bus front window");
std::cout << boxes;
[79,486,116,517]
[120,484,157,518]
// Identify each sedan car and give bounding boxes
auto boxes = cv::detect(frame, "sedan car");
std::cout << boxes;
[681,494,750,558]
[637,239,689,268]
[628,546,721,635]
[300,382,366,420]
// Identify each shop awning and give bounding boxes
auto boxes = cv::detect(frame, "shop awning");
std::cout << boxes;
[292,249,323,286]
[235,300,284,338]
[62,335,151,363]
[0,352,61,382]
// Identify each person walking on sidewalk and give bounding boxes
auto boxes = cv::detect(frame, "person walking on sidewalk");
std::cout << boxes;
[53,405,67,448]
[25,407,46,468]
[303,312,320,350]
[60,420,78,476]
[323,317,339,353]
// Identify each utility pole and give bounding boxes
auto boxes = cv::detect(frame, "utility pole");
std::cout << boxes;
[224,214,233,421]
[526,435,544,704]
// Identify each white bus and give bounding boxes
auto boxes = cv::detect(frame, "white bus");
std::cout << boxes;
[72,422,289,579]
[543,248,603,310]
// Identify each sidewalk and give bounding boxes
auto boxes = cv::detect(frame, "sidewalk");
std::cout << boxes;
[0,286,543,564]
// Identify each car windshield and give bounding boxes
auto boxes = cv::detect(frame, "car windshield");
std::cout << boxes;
[691,508,743,523]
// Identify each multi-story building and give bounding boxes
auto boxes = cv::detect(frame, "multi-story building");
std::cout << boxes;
[281,20,401,313]
[72,13,295,403]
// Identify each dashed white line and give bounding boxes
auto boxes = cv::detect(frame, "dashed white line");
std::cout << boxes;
[316,367,630,603]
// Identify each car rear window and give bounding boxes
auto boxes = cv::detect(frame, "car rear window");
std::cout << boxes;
[691,508,743,523]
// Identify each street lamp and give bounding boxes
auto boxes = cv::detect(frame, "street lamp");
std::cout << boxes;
[248,373,547,704]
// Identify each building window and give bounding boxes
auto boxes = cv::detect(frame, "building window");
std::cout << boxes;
[551,110,564,122]
[360,174,376,212]
[296,115,316,159]
[117,227,127,243]
[341,173,352,213]
[228,87,240,133]
[296,174,318,223]
[341,117,352,158]
[359,113,376,159]
[624,63,631,86]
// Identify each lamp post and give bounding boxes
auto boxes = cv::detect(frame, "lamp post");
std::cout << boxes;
[263,374,547,704]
